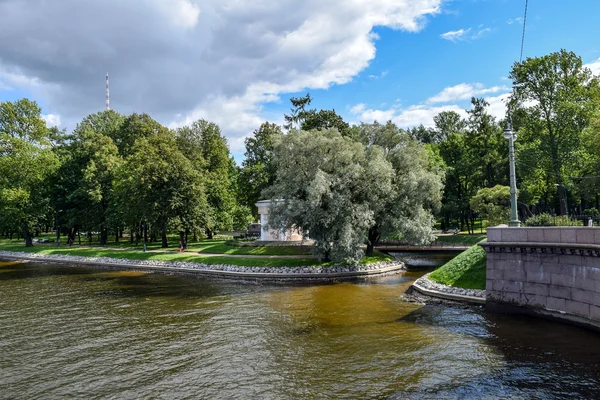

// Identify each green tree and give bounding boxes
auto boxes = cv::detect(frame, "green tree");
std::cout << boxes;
[239,122,283,217]
[115,131,205,248]
[265,129,393,263]
[112,113,169,156]
[510,49,600,215]
[53,110,125,245]
[357,122,444,255]
[284,93,351,136]
[470,185,511,227]
[0,99,60,246]
[195,120,236,238]
[283,93,313,130]
[434,110,465,142]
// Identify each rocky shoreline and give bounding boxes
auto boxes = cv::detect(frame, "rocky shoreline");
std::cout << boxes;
[0,250,405,279]
[406,273,486,305]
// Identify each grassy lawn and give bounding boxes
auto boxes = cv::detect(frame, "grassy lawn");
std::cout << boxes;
[0,240,392,268]
[434,234,487,246]
[428,245,486,290]
[0,235,312,256]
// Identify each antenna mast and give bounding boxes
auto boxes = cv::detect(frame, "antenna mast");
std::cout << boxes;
[105,72,110,110]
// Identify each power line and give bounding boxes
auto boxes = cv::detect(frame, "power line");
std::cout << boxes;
[519,0,529,62]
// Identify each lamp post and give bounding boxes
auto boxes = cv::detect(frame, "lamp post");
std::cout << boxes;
[504,115,520,227]
[554,183,568,216]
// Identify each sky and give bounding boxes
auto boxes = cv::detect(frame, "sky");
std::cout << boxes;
[1,0,600,162]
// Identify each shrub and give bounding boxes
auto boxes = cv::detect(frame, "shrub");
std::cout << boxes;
[524,213,581,227]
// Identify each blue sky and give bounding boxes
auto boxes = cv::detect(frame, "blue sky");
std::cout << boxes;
[1,0,599,162]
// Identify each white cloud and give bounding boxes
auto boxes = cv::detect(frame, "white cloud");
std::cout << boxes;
[440,28,471,42]
[349,84,512,128]
[42,113,62,127]
[585,58,600,76]
[440,26,491,42]
[350,103,367,114]
[350,102,467,128]
[507,17,523,25]
[427,83,509,103]
[0,0,443,147]
[368,71,388,79]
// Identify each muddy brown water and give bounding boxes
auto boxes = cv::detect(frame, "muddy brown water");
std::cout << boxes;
[1,257,599,399]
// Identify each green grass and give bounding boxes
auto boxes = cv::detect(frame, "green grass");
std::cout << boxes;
[0,236,312,256]
[0,240,392,268]
[428,245,487,290]
[434,234,487,246]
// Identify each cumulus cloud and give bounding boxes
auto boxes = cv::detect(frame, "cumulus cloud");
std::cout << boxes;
[0,0,442,151]
[585,58,600,77]
[350,102,467,128]
[427,83,509,103]
[42,113,62,127]
[349,83,511,128]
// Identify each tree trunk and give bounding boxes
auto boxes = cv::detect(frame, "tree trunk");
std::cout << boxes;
[100,228,108,246]
[78,231,81,245]
[206,228,214,240]
[366,226,380,256]
[23,225,33,247]
[193,231,197,241]
[87,231,93,245]
[115,228,119,244]
[161,231,168,248]
[179,231,187,250]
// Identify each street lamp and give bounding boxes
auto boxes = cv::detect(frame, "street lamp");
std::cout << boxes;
[554,183,569,216]
[504,115,520,227]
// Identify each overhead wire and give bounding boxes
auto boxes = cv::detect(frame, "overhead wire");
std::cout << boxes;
[519,0,529,63]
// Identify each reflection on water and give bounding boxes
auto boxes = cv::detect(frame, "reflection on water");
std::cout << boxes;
[1,260,599,399]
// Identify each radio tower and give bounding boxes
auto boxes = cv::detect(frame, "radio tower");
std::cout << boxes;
[105,72,110,110]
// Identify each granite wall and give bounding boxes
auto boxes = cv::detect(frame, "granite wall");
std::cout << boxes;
[481,227,600,329]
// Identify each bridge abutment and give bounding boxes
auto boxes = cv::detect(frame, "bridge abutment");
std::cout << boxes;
[481,227,600,331]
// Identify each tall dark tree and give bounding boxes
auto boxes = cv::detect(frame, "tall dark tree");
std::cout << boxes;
[239,122,283,217]
[510,49,600,215]
[0,99,60,246]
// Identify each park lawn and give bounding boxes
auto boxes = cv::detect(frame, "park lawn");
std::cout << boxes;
[434,234,487,246]
[187,240,312,256]
[428,245,487,290]
[0,236,312,256]
[0,242,392,268]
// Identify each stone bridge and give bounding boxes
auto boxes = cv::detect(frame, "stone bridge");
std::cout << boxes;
[481,227,600,331]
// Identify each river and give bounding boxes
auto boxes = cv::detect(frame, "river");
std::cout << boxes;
[1,257,600,399]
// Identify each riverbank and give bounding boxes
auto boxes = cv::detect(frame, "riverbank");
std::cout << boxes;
[409,272,485,304]
[0,250,405,281]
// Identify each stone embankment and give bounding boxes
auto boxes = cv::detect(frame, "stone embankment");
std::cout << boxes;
[0,251,405,280]
[411,273,486,304]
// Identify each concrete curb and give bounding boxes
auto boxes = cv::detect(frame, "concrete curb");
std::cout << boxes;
[411,273,486,305]
[0,253,406,281]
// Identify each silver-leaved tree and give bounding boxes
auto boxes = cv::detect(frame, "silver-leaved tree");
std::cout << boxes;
[265,126,443,264]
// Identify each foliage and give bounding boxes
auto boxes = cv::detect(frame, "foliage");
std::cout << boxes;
[510,49,600,214]
[470,185,511,227]
[239,122,283,217]
[0,99,60,246]
[284,93,351,136]
[428,245,487,290]
[115,131,206,247]
[357,122,444,255]
[265,129,393,264]
[524,213,581,227]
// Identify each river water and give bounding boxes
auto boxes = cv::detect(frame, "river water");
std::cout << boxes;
[1,258,600,399]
